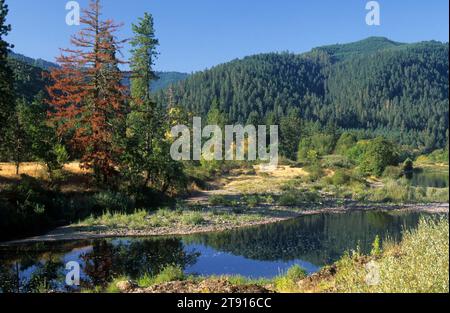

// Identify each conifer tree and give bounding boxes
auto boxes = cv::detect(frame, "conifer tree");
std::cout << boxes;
[0,0,15,155]
[47,0,127,183]
[125,13,184,193]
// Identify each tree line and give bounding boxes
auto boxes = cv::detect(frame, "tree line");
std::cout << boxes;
[0,0,184,193]
[156,38,449,152]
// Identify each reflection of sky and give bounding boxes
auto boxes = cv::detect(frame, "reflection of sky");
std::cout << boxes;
[183,244,319,278]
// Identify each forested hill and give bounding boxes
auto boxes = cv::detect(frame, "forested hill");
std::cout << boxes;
[156,37,449,150]
[7,52,189,98]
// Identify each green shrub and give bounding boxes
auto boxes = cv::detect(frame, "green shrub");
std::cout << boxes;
[335,132,357,155]
[208,195,231,206]
[321,155,354,169]
[153,265,185,284]
[330,170,351,186]
[304,164,324,182]
[181,212,205,225]
[274,265,307,292]
[278,189,320,206]
[359,137,399,176]
[93,191,135,213]
[243,195,260,208]
[403,158,414,172]
[382,166,402,179]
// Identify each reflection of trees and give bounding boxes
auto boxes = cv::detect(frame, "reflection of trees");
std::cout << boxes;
[0,258,63,293]
[184,211,424,266]
[1,237,199,292]
[80,238,199,288]
[408,171,449,188]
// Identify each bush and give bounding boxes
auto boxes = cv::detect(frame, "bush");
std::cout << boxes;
[243,195,260,208]
[321,155,354,169]
[181,212,205,225]
[153,265,185,284]
[93,191,135,213]
[304,164,324,182]
[403,158,414,172]
[335,132,357,155]
[274,265,307,292]
[382,166,402,179]
[278,189,320,206]
[208,195,232,206]
[330,170,351,186]
[359,137,399,176]
[136,265,186,288]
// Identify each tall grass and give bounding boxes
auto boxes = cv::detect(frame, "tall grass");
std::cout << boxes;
[331,217,449,293]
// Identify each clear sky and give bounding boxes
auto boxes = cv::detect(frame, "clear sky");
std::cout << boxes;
[5,0,449,73]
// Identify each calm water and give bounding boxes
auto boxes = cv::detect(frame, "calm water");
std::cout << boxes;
[0,210,439,292]
[405,170,449,188]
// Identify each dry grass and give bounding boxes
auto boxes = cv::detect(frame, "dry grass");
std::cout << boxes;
[0,162,90,179]
[224,165,310,194]
[0,162,93,193]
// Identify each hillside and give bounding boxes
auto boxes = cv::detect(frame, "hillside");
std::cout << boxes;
[7,52,189,97]
[156,37,449,150]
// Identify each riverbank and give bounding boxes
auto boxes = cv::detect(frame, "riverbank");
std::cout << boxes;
[2,201,448,245]
[99,217,449,293]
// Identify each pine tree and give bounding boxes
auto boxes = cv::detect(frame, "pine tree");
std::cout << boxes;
[47,0,127,183]
[125,13,184,193]
[0,0,15,156]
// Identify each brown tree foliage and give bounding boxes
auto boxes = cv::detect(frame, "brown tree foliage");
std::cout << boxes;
[47,0,127,182]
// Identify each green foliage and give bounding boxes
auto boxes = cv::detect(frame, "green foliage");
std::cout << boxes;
[321,155,354,169]
[330,169,351,186]
[382,166,402,179]
[359,137,399,176]
[181,212,205,226]
[124,12,186,195]
[417,149,449,164]
[280,108,302,160]
[335,132,357,155]
[332,217,449,293]
[243,195,260,208]
[158,38,449,150]
[92,191,135,213]
[304,163,324,182]
[278,189,320,206]
[136,265,185,288]
[208,195,232,206]
[273,264,307,292]
[371,235,381,256]
[369,179,449,203]
[0,0,15,157]
[403,158,414,172]
[153,265,185,284]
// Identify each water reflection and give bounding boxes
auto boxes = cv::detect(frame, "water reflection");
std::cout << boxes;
[404,170,449,188]
[0,210,440,292]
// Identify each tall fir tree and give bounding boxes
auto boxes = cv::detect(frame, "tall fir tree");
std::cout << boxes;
[125,12,184,193]
[0,0,15,156]
[47,0,127,183]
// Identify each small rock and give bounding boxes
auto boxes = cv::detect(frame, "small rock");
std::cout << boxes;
[116,280,137,292]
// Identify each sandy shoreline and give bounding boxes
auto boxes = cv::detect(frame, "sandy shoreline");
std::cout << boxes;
[1,202,447,246]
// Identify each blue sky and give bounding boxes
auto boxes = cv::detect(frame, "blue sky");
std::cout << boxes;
[5,0,449,73]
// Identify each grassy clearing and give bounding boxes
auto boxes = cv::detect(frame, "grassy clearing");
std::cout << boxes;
[78,206,267,231]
